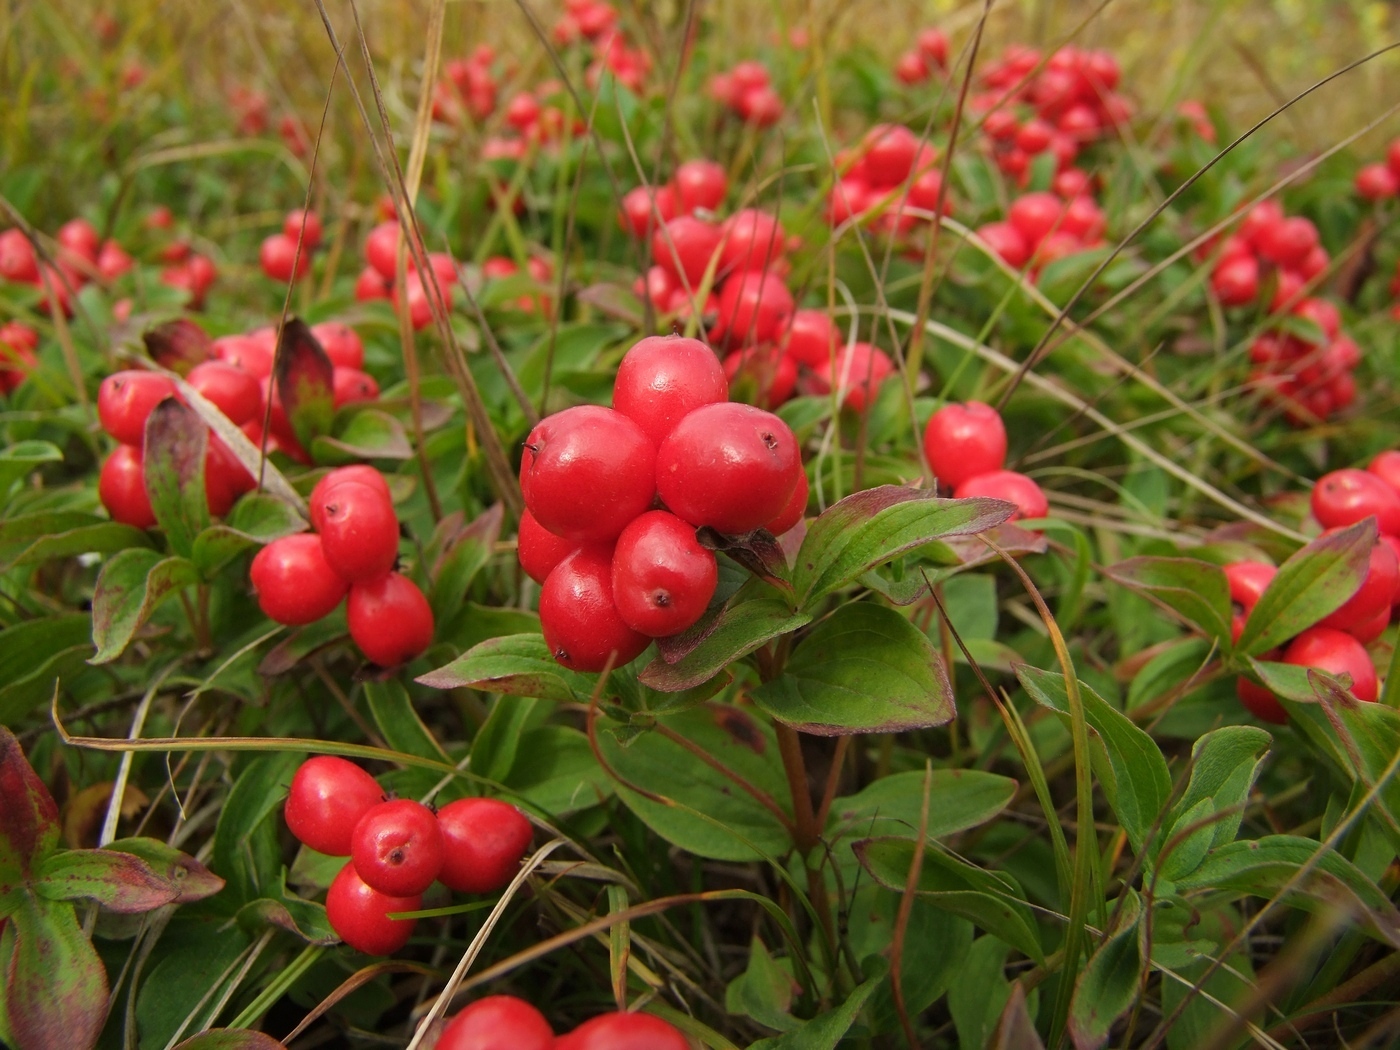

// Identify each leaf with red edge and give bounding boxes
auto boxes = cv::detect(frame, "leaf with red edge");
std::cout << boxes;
[0,727,59,895]
[105,837,225,903]
[33,842,223,914]
[173,1030,288,1050]
[143,318,211,376]
[273,319,334,453]
[143,398,210,559]
[4,894,108,1050]
[89,549,198,665]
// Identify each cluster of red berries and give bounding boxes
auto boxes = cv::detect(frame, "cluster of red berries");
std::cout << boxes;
[489,84,588,158]
[519,334,805,672]
[259,209,323,284]
[549,0,652,94]
[140,206,220,310]
[923,401,1049,521]
[483,255,555,316]
[1246,296,1359,425]
[972,45,1130,185]
[707,61,782,127]
[284,756,531,956]
[1,219,127,317]
[1354,137,1400,201]
[251,465,433,668]
[354,220,458,330]
[434,995,691,1050]
[433,46,501,128]
[226,84,310,157]
[893,27,950,86]
[0,321,37,394]
[210,320,379,463]
[1207,199,1329,308]
[827,124,951,236]
[974,186,1107,278]
[1230,460,1400,722]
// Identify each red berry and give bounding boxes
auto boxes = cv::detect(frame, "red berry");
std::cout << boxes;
[1236,676,1287,725]
[350,799,444,896]
[861,124,920,187]
[355,266,391,302]
[923,402,1008,490]
[97,370,177,445]
[205,434,256,516]
[1319,535,1399,636]
[332,367,380,408]
[1210,255,1259,307]
[365,221,402,279]
[612,335,728,447]
[284,756,384,856]
[954,470,1049,521]
[766,467,808,536]
[908,168,952,217]
[213,334,275,379]
[1368,451,1400,496]
[1356,163,1398,201]
[894,51,929,85]
[917,27,949,67]
[618,185,675,239]
[438,996,554,1050]
[555,1012,690,1050]
[1256,216,1318,269]
[519,406,657,543]
[718,209,786,277]
[186,361,262,425]
[347,572,435,667]
[1283,626,1379,702]
[98,445,156,528]
[540,546,649,671]
[724,345,797,410]
[0,228,39,283]
[325,861,420,956]
[712,271,794,347]
[318,481,400,582]
[310,466,393,532]
[57,218,100,262]
[809,342,894,413]
[1008,192,1063,245]
[673,159,727,215]
[436,797,534,893]
[976,221,1031,268]
[260,233,310,282]
[784,310,838,369]
[652,216,723,288]
[251,533,349,625]
[1311,469,1400,536]
[311,322,365,370]
[518,508,579,585]
[283,208,323,249]
[655,402,800,534]
[1224,560,1276,643]
[96,240,134,280]
[611,511,718,637]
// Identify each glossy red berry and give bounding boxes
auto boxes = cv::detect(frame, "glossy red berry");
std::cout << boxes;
[186,361,262,426]
[612,335,728,447]
[1283,626,1379,702]
[1311,469,1400,537]
[861,124,920,186]
[283,208,323,249]
[325,861,420,956]
[954,470,1049,521]
[365,221,402,280]
[284,756,384,856]
[205,434,256,516]
[0,228,39,283]
[1210,255,1259,307]
[350,799,444,896]
[1319,535,1400,636]
[1368,451,1400,495]
[310,466,394,532]
[250,533,349,625]
[438,995,554,1050]
[618,185,674,239]
[539,547,649,672]
[723,345,797,410]
[1007,192,1063,245]
[976,221,1031,268]
[260,233,310,282]
[783,310,838,369]
[652,216,724,288]
[98,370,177,445]
[673,159,728,215]
[655,402,800,534]
[718,209,785,277]
[99,445,156,528]
[923,402,1008,490]
[310,322,366,370]
[767,467,808,536]
[332,367,379,409]
[611,511,718,637]
[555,1012,691,1050]
[436,797,534,893]
[809,342,894,413]
[347,572,435,667]
[318,481,400,582]
[1223,560,1276,643]
[712,270,794,346]
[518,509,579,585]
[519,406,657,543]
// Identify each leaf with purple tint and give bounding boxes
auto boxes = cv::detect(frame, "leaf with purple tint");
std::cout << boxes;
[34,840,223,913]
[173,1030,289,1050]
[0,728,59,895]
[143,318,211,376]
[4,894,108,1050]
[89,548,198,664]
[639,595,811,693]
[1104,556,1232,643]
[273,319,335,454]
[417,634,588,702]
[142,397,210,559]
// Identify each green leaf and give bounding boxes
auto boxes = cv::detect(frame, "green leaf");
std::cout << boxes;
[3,520,153,569]
[1167,726,1271,852]
[472,696,540,784]
[142,397,211,559]
[1068,892,1143,1050]
[747,964,885,1050]
[173,1031,288,1050]
[105,837,226,903]
[311,408,413,463]
[417,633,587,701]
[236,893,337,946]
[948,938,1025,1050]
[274,318,335,452]
[827,768,1017,845]
[0,727,60,891]
[751,603,955,735]
[854,837,1045,964]
[212,753,301,903]
[89,549,197,664]
[1248,658,1353,704]
[638,594,811,693]
[33,844,222,913]
[428,505,501,629]
[1104,556,1232,644]
[727,937,798,1032]
[1236,520,1373,656]
[1156,797,1215,885]
[1174,835,1400,946]
[0,614,93,725]
[0,441,62,498]
[4,893,108,1050]
[792,487,1014,607]
[503,726,612,816]
[599,706,791,862]
[1017,666,1171,855]
[989,984,1045,1050]
[191,494,306,577]
[363,680,450,764]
